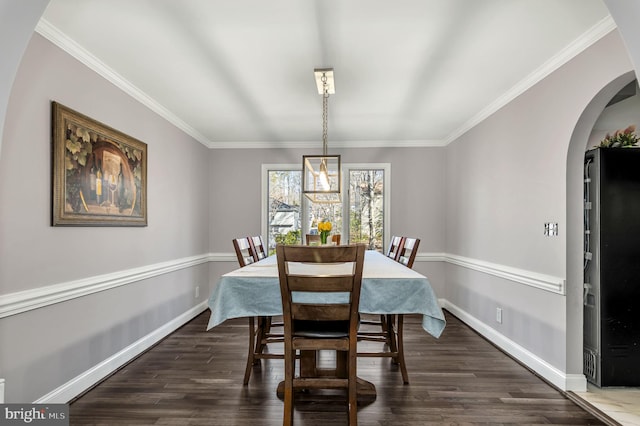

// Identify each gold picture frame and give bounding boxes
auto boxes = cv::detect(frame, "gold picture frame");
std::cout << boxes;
[52,102,148,226]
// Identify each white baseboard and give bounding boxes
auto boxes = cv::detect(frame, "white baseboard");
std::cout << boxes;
[7,252,574,402]
[34,301,208,403]
[31,297,586,403]
[440,299,587,392]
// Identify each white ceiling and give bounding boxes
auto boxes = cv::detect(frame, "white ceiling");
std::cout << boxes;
[38,0,613,149]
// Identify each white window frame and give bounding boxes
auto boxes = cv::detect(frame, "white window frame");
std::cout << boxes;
[261,164,301,247]
[261,162,391,249]
[342,163,391,249]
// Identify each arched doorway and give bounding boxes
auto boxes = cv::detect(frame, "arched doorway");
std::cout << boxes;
[566,71,636,382]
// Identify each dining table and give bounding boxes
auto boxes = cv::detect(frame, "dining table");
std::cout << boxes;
[207,249,446,400]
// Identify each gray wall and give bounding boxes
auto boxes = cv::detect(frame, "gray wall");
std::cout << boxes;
[0,0,49,159]
[209,146,446,251]
[208,146,448,294]
[3,0,640,404]
[445,30,633,372]
[0,34,210,402]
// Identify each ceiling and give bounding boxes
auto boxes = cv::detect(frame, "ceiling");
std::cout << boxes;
[37,0,613,149]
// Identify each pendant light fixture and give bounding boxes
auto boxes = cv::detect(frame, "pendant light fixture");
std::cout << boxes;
[302,68,341,203]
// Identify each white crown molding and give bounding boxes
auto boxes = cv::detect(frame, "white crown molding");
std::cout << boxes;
[35,15,615,150]
[445,253,565,295]
[35,301,208,403]
[444,15,617,144]
[34,19,446,151]
[34,19,213,148]
[441,299,586,392]
[209,139,447,149]
[0,254,210,319]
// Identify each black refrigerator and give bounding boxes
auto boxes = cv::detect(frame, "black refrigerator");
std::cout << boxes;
[583,147,640,387]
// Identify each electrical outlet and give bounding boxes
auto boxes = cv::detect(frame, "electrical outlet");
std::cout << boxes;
[195,286,200,299]
[496,307,503,324]
[544,222,559,236]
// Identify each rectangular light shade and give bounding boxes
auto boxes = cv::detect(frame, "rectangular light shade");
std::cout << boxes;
[302,154,341,203]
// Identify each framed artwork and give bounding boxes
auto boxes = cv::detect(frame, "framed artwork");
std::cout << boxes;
[51,102,148,226]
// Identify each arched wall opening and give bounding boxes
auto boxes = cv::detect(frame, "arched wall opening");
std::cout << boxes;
[0,0,50,161]
[566,71,636,377]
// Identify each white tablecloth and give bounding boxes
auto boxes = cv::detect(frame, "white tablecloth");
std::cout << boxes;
[207,250,446,337]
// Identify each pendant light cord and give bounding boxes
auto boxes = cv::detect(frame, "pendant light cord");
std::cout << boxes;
[322,73,329,157]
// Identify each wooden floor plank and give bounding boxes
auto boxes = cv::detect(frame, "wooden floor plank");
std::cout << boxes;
[69,310,606,425]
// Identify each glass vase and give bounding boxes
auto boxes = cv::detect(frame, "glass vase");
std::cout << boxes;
[320,231,329,245]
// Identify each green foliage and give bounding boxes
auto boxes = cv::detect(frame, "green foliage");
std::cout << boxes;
[597,125,639,148]
[275,230,301,246]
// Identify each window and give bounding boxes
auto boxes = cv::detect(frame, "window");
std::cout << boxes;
[262,166,302,254]
[347,168,386,251]
[262,163,390,252]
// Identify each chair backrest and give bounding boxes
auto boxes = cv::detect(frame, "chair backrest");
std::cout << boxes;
[331,234,341,245]
[232,237,256,267]
[276,244,365,327]
[305,234,321,245]
[397,237,420,268]
[251,235,267,260]
[386,235,403,260]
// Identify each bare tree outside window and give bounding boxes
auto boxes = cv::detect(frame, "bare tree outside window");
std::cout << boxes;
[349,169,384,251]
[264,165,387,252]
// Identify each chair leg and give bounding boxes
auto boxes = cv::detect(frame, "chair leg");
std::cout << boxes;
[380,314,388,335]
[387,314,399,361]
[256,316,267,356]
[243,316,256,385]
[397,314,409,384]
[348,347,358,425]
[283,347,295,426]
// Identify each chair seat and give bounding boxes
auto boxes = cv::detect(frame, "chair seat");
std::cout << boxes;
[293,319,349,338]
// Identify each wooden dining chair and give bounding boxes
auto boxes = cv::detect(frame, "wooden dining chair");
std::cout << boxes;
[386,235,403,260]
[233,236,256,267]
[361,234,403,336]
[277,244,365,426]
[360,234,402,345]
[397,237,420,268]
[358,236,420,384]
[305,233,321,245]
[233,237,284,385]
[251,235,267,260]
[251,234,284,351]
[332,234,341,245]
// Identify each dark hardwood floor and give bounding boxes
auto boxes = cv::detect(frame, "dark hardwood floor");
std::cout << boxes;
[70,310,609,425]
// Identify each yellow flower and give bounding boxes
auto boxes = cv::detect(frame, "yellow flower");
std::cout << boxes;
[318,221,332,232]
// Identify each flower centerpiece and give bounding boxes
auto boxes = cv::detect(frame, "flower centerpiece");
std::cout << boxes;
[597,125,640,148]
[318,220,332,244]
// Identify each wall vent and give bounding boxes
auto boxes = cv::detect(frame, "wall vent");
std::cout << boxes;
[583,349,597,382]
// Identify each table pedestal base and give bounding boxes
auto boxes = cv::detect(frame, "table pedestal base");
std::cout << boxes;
[276,378,376,403]
[276,349,377,404]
